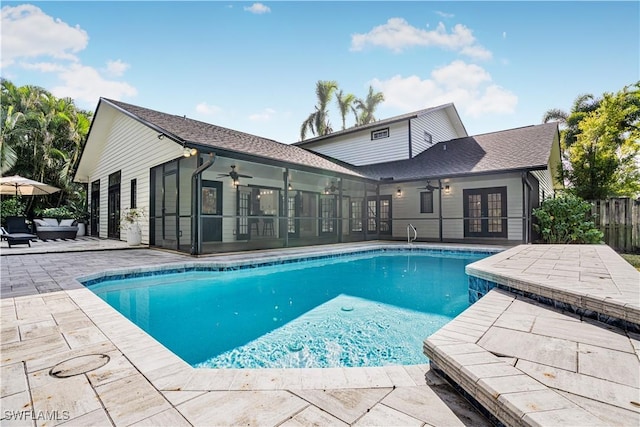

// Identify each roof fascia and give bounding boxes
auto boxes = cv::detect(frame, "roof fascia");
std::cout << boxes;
[185,143,376,184]
[73,98,103,182]
[101,98,186,145]
[373,165,549,185]
[294,115,417,147]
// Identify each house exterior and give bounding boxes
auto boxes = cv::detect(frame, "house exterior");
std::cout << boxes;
[74,98,562,255]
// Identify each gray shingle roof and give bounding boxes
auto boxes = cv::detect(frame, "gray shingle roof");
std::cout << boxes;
[103,99,366,178]
[355,123,559,181]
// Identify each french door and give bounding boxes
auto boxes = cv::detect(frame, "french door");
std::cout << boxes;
[107,171,120,239]
[463,187,507,238]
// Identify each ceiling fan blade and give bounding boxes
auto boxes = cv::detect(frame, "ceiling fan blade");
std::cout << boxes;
[237,174,253,178]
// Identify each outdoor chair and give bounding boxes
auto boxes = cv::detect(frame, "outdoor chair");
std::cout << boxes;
[5,216,37,248]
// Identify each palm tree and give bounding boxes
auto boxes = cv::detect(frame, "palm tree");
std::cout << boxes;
[1,80,91,213]
[354,86,385,125]
[300,80,338,141]
[0,105,22,173]
[543,94,601,149]
[336,90,357,130]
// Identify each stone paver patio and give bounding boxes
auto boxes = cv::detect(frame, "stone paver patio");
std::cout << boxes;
[1,241,493,426]
[1,241,638,426]
[425,244,640,426]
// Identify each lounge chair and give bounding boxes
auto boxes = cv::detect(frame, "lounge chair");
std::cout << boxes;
[5,216,37,248]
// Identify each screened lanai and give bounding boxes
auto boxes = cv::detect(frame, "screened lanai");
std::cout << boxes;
[149,152,382,255]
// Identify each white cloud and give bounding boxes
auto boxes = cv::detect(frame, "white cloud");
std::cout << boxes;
[1,4,88,68]
[435,11,454,19]
[50,63,137,105]
[244,3,271,14]
[249,108,276,122]
[503,31,507,39]
[1,5,137,107]
[21,61,66,73]
[195,102,222,116]
[371,60,517,118]
[105,59,130,77]
[350,18,492,60]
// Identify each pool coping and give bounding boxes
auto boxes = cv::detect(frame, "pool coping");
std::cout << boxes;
[69,242,506,392]
[465,244,640,331]
[424,244,640,426]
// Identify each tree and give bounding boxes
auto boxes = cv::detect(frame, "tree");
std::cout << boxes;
[0,105,22,173]
[354,85,385,125]
[0,79,92,215]
[565,83,640,199]
[300,80,338,141]
[335,90,357,130]
[543,94,601,150]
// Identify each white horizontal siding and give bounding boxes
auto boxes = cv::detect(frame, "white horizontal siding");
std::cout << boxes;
[89,112,184,243]
[383,173,524,242]
[305,122,410,165]
[411,109,462,157]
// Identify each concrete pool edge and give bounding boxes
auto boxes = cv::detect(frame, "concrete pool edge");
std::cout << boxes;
[69,242,506,392]
[77,242,503,286]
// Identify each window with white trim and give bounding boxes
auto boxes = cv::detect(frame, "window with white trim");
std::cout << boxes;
[371,128,389,140]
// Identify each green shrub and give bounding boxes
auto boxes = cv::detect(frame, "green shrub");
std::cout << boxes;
[0,197,26,226]
[533,194,603,244]
[36,206,75,221]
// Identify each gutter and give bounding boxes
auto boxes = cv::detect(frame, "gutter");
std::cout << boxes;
[191,153,216,255]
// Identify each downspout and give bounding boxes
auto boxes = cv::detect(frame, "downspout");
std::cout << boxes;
[191,153,216,255]
[338,178,343,243]
[522,172,533,244]
[438,178,443,242]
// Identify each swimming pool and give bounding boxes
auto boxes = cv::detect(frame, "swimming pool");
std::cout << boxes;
[86,249,489,368]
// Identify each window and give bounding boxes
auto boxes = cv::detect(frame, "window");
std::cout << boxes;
[463,187,507,238]
[420,191,434,213]
[371,128,389,140]
[130,179,137,209]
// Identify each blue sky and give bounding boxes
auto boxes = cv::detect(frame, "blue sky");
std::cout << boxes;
[2,1,638,144]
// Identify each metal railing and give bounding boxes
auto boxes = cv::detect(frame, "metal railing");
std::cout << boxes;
[407,223,417,243]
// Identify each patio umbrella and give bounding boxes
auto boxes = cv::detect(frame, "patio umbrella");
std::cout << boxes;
[0,175,61,196]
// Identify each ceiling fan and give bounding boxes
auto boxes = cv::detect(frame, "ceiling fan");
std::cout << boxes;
[217,165,252,185]
[416,180,442,192]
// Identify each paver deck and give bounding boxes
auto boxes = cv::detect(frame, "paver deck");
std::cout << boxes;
[424,244,640,427]
[1,241,494,427]
[2,241,638,426]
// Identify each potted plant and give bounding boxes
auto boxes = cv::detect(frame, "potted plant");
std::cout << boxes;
[121,208,145,246]
[68,191,89,237]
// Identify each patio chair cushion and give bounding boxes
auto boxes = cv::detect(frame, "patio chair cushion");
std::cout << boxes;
[43,218,59,226]
[6,216,32,234]
[59,219,75,227]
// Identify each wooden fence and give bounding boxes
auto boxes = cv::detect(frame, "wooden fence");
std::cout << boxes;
[590,198,640,253]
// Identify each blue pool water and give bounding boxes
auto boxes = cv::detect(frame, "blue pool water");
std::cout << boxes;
[87,251,487,368]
